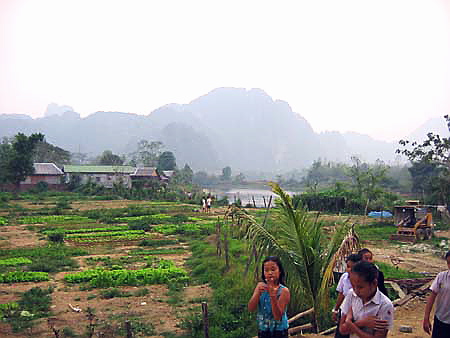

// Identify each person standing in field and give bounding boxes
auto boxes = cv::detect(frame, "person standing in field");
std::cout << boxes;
[201,197,206,213]
[333,253,362,338]
[206,195,212,213]
[248,256,291,338]
[358,248,388,296]
[339,261,394,338]
[423,250,450,337]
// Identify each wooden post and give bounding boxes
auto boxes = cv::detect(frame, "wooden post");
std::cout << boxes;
[252,196,257,208]
[224,227,230,270]
[125,320,132,338]
[202,302,209,338]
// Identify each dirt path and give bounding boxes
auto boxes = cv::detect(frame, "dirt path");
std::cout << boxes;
[0,225,45,248]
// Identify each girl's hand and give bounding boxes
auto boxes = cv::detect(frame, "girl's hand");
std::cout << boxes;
[332,311,338,322]
[255,282,267,295]
[423,318,432,335]
[359,316,388,330]
[266,280,279,297]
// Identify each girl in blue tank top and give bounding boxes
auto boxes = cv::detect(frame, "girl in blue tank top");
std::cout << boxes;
[248,256,291,338]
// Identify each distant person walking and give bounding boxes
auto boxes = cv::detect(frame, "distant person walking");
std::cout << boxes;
[206,195,212,213]
[248,256,290,338]
[423,250,450,337]
[201,197,207,213]
[358,248,388,296]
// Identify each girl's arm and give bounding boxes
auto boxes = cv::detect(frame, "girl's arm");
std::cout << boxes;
[332,292,345,321]
[345,321,388,338]
[339,307,353,335]
[248,282,266,312]
[423,291,437,334]
[268,286,290,321]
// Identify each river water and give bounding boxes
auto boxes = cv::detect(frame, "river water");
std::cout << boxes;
[210,188,298,208]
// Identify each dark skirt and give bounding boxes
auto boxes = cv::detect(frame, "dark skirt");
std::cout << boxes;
[432,316,450,338]
[258,329,289,338]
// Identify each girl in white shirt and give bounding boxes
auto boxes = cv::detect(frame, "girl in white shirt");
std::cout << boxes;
[333,254,362,338]
[423,250,450,337]
[339,261,394,338]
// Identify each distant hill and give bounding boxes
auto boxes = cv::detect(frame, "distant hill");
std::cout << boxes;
[0,87,402,171]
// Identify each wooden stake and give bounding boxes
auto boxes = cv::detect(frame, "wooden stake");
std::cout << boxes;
[202,302,209,338]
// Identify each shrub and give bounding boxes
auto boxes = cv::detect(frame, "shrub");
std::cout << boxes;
[47,231,65,243]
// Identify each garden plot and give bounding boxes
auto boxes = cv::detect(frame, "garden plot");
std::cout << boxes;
[0,199,216,337]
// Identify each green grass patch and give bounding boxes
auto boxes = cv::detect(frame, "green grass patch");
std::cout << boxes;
[376,261,423,279]
[355,223,397,241]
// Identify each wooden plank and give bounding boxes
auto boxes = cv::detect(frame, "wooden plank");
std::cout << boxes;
[288,323,313,334]
[288,307,314,323]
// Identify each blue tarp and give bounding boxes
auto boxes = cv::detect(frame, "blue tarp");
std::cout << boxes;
[368,211,393,218]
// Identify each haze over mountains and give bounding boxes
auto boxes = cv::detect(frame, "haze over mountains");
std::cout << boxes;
[0,88,443,171]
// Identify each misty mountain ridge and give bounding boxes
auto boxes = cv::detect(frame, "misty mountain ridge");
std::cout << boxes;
[0,87,428,171]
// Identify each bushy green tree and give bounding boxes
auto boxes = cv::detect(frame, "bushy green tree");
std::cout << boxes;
[129,140,163,167]
[221,166,232,180]
[397,115,450,204]
[33,141,71,167]
[98,150,124,165]
[157,151,176,171]
[0,133,44,190]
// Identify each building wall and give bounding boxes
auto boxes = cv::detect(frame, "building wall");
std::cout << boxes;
[76,173,132,188]
[22,175,62,185]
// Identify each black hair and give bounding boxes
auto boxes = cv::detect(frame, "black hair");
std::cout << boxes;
[358,248,372,256]
[261,256,286,285]
[351,261,378,283]
[346,253,362,263]
[445,250,450,259]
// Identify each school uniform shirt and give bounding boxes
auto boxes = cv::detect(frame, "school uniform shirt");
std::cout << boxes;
[337,272,353,297]
[341,288,394,338]
[430,270,450,324]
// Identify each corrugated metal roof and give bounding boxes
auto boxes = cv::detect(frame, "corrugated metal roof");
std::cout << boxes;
[162,170,175,177]
[131,167,159,177]
[63,165,135,174]
[33,163,63,175]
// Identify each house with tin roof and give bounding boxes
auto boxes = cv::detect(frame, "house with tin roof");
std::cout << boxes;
[63,165,135,189]
[20,163,65,190]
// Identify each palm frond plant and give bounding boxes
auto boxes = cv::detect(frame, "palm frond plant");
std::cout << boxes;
[245,183,359,332]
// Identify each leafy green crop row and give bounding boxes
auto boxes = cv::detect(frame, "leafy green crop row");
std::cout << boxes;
[0,302,19,319]
[65,230,145,239]
[18,215,94,225]
[44,225,130,235]
[0,217,8,226]
[153,223,214,236]
[67,233,154,243]
[0,257,32,266]
[0,271,49,283]
[64,260,188,287]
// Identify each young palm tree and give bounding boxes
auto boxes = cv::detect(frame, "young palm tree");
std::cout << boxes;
[245,183,359,332]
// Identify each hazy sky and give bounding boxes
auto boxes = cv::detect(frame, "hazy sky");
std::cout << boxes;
[1,0,449,142]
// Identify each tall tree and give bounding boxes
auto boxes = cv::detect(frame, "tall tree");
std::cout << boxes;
[221,166,232,180]
[129,140,163,167]
[1,133,44,190]
[98,150,124,165]
[157,151,177,171]
[397,115,450,204]
[33,141,71,167]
